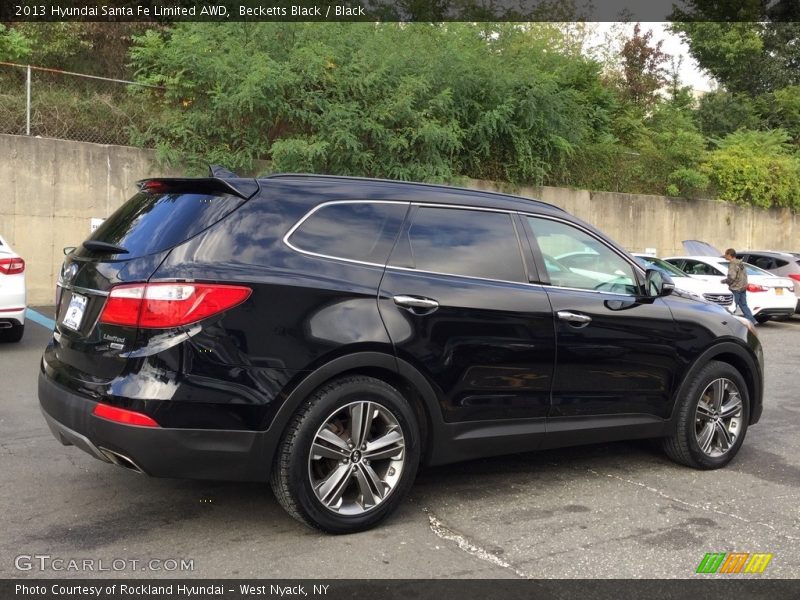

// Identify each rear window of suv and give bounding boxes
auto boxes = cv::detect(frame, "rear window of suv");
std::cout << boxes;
[287,202,408,264]
[86,191,245,258]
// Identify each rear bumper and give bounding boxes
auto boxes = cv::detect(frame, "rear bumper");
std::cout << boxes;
[38,369,276,481]
[754,307,795,320]
[0,306,25,326]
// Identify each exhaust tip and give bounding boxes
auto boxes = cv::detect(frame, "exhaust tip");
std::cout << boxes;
[99,448,145,474]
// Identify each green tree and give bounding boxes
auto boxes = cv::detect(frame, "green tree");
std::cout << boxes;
[671,20,800,94]
[695,91,762,140]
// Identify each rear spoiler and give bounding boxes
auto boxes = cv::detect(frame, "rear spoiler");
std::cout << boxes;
[136,177,259,199]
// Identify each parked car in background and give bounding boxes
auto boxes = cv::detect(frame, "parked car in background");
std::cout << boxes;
[632,254,734,313]
[40,173,764,533]
[735,251,800,312]
[0,234,26,342]
[663,255,796,323]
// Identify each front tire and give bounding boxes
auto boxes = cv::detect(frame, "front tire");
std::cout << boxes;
[663,361,749,469]
[270,375,420,533]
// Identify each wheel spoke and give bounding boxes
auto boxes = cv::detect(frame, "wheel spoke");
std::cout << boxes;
[364,429,404,461]
[696,399,715,420]
[697,421,715,454]
[719,395,742,419]
[711,379,725,411]
[716,421,734,450]
[349,402,375,448]
[315,463,353,507]
[311,441,350,461]
[312,427,352,460]
[354,463,384,508]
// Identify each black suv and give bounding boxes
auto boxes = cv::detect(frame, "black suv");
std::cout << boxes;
[40,174,763,533]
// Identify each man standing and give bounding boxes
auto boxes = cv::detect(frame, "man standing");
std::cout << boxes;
[722,248,757,325]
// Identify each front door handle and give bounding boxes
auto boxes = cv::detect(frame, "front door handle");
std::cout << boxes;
[557,310,592,326]
[393,295,439,315]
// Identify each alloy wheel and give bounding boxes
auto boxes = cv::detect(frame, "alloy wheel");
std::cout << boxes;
[694,378,744,458]
[308,401,406,515]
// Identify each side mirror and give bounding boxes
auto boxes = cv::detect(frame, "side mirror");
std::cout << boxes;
[63,246,76,256]
[645,268,675,298]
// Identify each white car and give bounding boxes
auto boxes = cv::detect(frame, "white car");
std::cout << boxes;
[663,255,796,323]
[632,254,734,313]
[0,234,26,342]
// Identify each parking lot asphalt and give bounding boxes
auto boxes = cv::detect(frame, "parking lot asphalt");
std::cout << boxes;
[1,310,798,579]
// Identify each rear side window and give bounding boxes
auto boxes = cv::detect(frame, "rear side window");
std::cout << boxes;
[287,202,408,264]
[87,191,245,258]
[399,206,526,282]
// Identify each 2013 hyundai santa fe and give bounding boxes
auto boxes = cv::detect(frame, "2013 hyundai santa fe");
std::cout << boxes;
[39,174,764,533]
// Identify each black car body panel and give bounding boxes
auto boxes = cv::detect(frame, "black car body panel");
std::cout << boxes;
[40,174,764,486]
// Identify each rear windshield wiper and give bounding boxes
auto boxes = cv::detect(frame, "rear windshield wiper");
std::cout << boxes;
[82,240,129,254]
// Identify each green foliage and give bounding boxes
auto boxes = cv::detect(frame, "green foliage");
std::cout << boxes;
[763,86,800,145]
[0,24,32,62]
[695,91,762,140]
[702,129,800,209]
[671,21,800,94]
[129,23,612,182]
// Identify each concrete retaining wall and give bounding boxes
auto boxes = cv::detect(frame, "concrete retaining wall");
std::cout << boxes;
[2,134,798,305]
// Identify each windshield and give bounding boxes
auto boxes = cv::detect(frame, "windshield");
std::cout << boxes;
[634,256,687,277]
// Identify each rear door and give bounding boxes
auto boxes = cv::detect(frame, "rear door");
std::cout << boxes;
[377,205,555,440]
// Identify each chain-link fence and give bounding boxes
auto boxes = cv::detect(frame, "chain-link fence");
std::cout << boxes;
[0,62,163,146]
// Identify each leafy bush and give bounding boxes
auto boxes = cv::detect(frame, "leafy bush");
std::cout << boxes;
[702,129,800,209]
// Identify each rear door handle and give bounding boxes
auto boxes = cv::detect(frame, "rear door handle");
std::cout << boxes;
[557,310,592,326]
[393,295,439,315]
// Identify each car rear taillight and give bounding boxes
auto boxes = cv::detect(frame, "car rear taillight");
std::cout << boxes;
[0,257,25,275]
[788,274,800,283]
[93,403,160,427]
[98,283,251,328]
[746,284,768,293]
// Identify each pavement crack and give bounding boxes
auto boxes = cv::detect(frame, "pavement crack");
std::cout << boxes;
[424,508,529,578]
[584,467,800,542]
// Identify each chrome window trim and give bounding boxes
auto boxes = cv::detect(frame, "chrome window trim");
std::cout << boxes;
[283,199,643,298]
[282,200,410,268]
[519,212,645,296]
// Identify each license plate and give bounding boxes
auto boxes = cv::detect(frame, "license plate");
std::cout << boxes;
[776,288,783,295]
[62,293,88,331]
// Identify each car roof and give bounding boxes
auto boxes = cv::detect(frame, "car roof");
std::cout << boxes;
[259,173,566,215]
[739,250,797,258]
[665,256,726,262]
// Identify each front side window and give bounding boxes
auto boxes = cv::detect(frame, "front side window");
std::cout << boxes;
[288,202,408,264]
[526,217,638,295]
[400,207,526,282]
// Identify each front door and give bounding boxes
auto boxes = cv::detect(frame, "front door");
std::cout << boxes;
[522,216,680,437]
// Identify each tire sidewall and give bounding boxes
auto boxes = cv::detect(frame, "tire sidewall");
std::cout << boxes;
[286,377,420,534]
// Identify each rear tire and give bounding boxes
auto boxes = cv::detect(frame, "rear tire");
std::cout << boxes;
[663,361,749,469]
[0,322,24,343]
[270,375,420,534]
